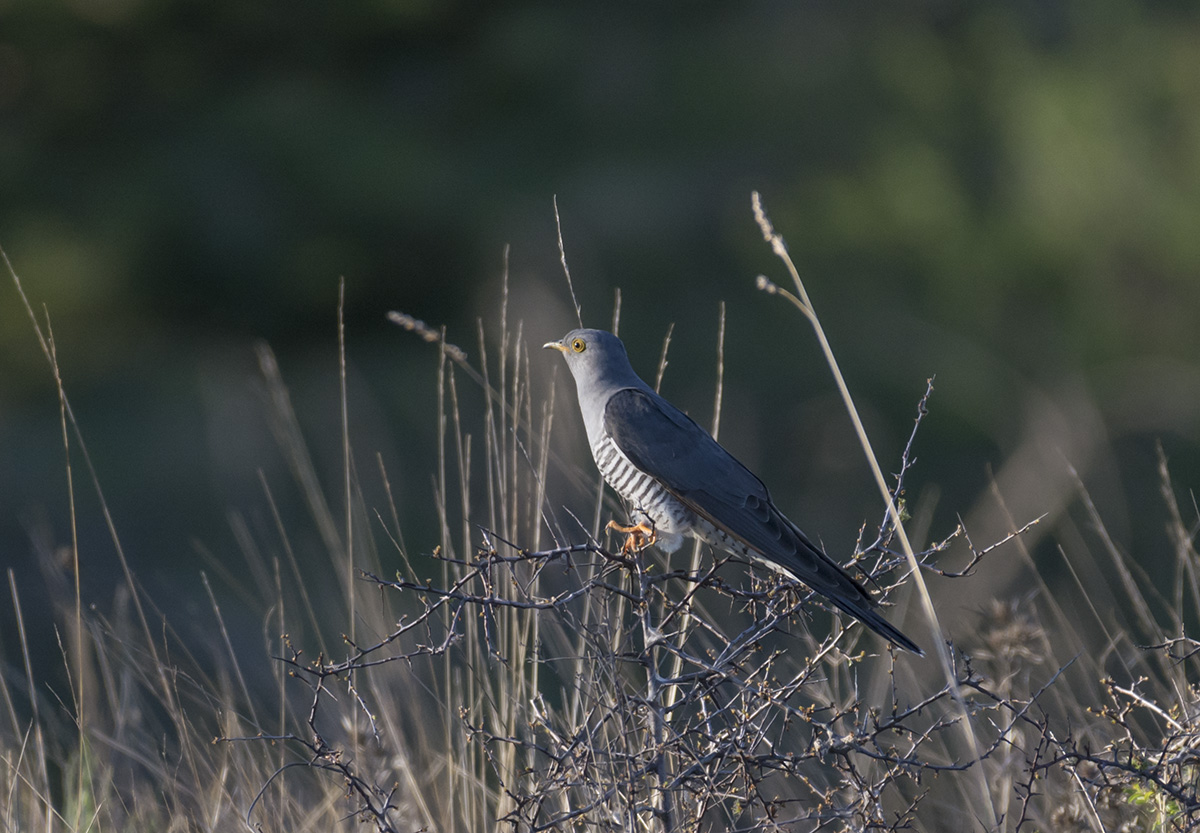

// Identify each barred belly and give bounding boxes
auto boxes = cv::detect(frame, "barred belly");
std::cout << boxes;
[591,435,694,553]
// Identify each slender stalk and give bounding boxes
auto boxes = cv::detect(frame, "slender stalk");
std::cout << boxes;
[751,191,997,830]
[45,314,86,825]
[337,278,361,765]
[665,304,725,714]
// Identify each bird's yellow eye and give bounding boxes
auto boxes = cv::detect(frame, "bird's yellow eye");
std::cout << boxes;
[571,338,586,353]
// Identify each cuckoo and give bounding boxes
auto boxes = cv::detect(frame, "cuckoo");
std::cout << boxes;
[544,327,921,655]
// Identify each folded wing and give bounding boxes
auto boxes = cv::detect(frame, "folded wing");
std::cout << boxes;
[604,387,921,654]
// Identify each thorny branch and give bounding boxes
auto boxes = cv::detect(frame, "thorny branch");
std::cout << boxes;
[219,380,1200,832]
[221,510,1065,831]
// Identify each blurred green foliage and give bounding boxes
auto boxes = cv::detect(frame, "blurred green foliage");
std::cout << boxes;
[2,1,1199,650]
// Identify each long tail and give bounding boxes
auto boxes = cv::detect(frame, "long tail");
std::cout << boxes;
[823,589,923,655]
[762,523,924,655]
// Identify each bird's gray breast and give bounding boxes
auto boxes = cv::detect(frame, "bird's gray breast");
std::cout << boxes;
[591,434,694,551]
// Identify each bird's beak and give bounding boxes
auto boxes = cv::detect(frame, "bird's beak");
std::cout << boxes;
[543,340,567,353]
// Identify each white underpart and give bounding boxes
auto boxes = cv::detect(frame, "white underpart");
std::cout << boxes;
[590,435,691,553]
[591,435,782,574]
[580,402,797,584]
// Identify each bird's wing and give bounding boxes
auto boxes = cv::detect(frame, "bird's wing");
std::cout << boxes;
[604,388,922,654]
[603,388,801,550]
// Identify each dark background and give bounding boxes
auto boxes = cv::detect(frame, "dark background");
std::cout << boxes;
[3,1,1199,666]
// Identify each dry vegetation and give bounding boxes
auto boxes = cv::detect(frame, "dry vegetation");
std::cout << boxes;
[3,226,1200,831]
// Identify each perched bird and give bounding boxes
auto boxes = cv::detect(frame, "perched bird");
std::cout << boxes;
[544,328,921,655]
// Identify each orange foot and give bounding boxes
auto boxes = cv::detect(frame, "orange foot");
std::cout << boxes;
[606,520,657,555]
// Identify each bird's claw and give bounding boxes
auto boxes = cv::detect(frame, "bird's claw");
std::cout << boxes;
[606,520,657,555]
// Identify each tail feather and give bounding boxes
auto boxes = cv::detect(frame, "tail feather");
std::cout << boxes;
[679,494,924,654]
[763,529,924,655]
[825,592,924,656]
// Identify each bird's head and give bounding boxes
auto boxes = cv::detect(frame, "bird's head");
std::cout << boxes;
[543,328,642,394]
